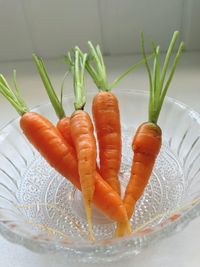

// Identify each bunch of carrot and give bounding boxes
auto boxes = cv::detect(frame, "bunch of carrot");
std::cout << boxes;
[0,31,184,240]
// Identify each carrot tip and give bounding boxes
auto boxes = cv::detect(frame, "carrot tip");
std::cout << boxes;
[114,221,132,238]
[85,201,95,241]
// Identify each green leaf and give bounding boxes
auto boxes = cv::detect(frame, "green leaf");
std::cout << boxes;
[33,54,65,119]
[142,31,184,124]
[141,32,154,123]
[109,54,153,90]
[159,31,179,95]
[69,48,87,110]
[0,74,29,115]
[157,42,184,118]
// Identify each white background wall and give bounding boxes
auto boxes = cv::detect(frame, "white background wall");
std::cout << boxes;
[0,0,199,61]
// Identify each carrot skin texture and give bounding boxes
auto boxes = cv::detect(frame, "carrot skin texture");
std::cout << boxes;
[57,117,100,173]
[93,172,127,221]
[92,91,121,195]
[20,112,128,223]
[70,110,96,232]
[124,122,162,219]
[57,117,73,147]
[20,112,80,188]
[70,110,96,204]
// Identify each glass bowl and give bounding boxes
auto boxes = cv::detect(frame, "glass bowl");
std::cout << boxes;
[1,89,200,263]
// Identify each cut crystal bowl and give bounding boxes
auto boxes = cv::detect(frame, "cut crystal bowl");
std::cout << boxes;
[0,90,200,262]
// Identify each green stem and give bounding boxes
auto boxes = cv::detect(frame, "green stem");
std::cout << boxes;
[159,31,179,94]
[68,49,87,110]
[13,70,28,108]
[76,47,98,86]
[109,54,154,90]
[0,74,16,101]
[142,31,184,124]
[60,70,69,110]
[87,41,109,91]
[141,33,154,123]
[33,54,66,119]
[0,73,29,115]
[70,42,151,93]
[156,42,184,121]
[153,47,161,110]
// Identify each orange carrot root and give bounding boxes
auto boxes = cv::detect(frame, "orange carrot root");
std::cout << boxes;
[70,110,96,240]
[20,112,128,227]
[57,117,73,147]
[123,122,162,220]
[115,221,132,238]
[84,200,95,241]
[92,91,121,195]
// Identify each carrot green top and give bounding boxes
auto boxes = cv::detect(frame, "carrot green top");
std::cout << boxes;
[141,31,184,124]
[0,71,29,115]
[66,49,87,111]
[70,43,153,92]
[33,54,66,120]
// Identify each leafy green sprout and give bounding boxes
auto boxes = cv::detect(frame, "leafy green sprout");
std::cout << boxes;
[32,54,67,120]
[0,71,29,116]
[65,49,87,110]
[67,42,154,92]
[141,31,184,124]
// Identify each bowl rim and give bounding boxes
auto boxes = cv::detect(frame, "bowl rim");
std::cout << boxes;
[1,89,200,131]
[43,88,200,124]
[1,89,200,260]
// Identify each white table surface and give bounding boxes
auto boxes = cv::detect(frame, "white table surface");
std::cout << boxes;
[0,52,200,267]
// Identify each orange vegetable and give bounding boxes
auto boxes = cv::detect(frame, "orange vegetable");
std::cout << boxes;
[33,52,129,239]
[20,112,80,188]
[92,91,121,195]
[56,117,101,172]
[0,71,130,235]
[21,112,130,227]
[124,122,162,218]
[116,32,184,235]
[22,112,128,227]
[70,110,96,239]
[76,43,122,195]
[57,117,73,146]
[75,44,151,196]
[69,50,98,240]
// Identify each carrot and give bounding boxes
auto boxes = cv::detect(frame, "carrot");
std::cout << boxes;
[0,71,79,188]
[116,31,184,235]
[74,47,119,195]
[71,110,96,239]
[123,122,162,219]
[74,44,153,196]
[92,91,121,195]
[33,53,96,239]
[56,117,73,146]
[34,51,131,238]
[33,54,102,176]
[0,71,130,235]
[66,50,97,239]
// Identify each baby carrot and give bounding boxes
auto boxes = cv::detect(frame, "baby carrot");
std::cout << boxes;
[68,50,97,239]
[0,71,130,232]
[75,44,122,195]
[75,44,151,196]
[32,54,130,232]
[0,71,80,187]
[56,117,73,146]
[34,52,96,239]
[123,122,162,219]
[116,31,184,235]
